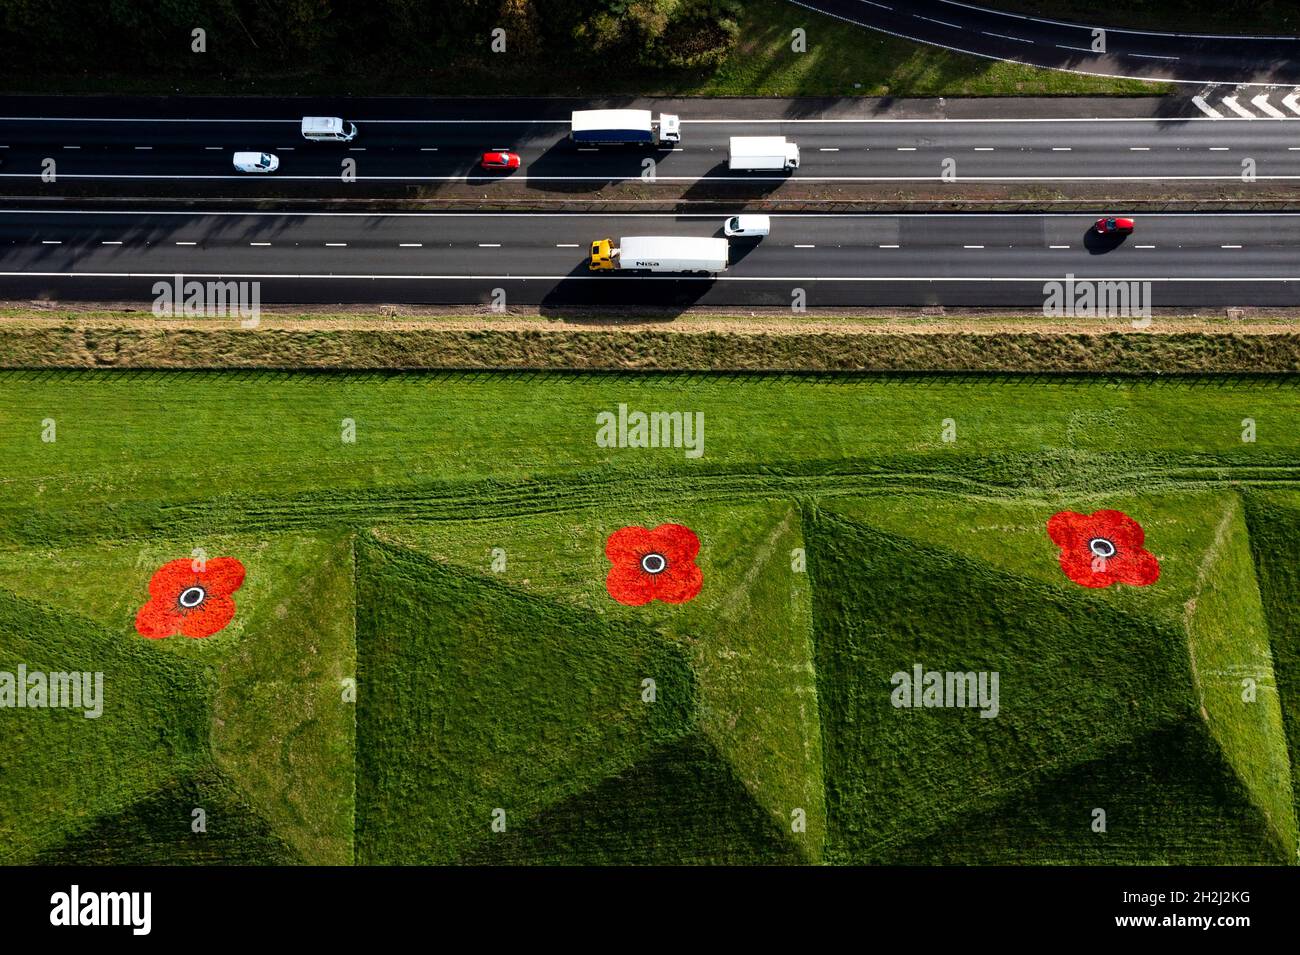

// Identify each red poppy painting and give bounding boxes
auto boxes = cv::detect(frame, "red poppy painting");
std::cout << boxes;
[1046,510,1159,589]
[135,556,247,639]
[605,524,703,606]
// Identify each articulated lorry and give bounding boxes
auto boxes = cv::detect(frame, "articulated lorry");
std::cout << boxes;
[589,236,729,273]
[571,109,681,146]
[728,136,800,171]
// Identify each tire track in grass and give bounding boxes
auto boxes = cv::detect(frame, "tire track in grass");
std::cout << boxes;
[7,465,1300,549]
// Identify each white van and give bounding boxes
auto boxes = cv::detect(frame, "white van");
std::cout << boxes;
[232,152,279,173]
[724,215,771,238]
[301,116,357,142]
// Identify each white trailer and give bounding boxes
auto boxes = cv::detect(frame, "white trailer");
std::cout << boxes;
[571,109,681,145]
[728,136,800,171]
[589,236,728,273]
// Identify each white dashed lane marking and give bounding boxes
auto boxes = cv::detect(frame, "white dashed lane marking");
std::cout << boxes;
[914,15,963,29]
[982,31,1032,43]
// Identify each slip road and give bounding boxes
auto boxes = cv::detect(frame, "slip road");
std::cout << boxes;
[791,0,1300,86]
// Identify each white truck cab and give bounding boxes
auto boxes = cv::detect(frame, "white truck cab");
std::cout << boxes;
[301,116,358,142]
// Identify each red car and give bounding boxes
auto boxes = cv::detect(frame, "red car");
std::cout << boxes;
[1095,216,1135,234]
[480,151,521,170]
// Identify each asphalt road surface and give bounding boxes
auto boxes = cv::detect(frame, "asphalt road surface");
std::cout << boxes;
[2,209,1295,308]
[2,110,1299,192]
[791,0,1300,85]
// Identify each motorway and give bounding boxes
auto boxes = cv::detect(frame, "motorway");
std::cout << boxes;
[1,210,1295,308]
[794,0,1300,85]
[2,109,1300,189]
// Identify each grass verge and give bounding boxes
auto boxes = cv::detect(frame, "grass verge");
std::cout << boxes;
[2,311,1298,373]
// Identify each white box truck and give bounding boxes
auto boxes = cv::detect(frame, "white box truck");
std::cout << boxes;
[589,236,728,273]
[571,109,680,146]
[728,136,800,171]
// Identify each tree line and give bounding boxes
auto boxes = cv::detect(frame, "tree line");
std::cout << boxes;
[0,0,743,74]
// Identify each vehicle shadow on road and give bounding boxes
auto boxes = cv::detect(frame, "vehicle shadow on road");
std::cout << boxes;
[539,259,714,316]
[727,237,761,267]
[1083,229,1127,255]
[681,167,785,205]
[522,139,676,194]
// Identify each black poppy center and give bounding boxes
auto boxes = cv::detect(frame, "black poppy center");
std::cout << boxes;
[640,553,668,575]
[1088,537,1117,559]
[178,585,207,609]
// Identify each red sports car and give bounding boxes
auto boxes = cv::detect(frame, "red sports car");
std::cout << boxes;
[480,151,521,170]
[1095,216,1135,234]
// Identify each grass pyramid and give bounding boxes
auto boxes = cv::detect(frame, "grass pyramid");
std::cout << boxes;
[0,532,356,865]
[809,493,1296,864]
[355,499,822,863]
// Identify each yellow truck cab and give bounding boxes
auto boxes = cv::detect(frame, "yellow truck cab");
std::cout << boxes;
[589,238,616,270]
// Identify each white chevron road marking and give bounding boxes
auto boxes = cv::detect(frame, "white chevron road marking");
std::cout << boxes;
[1192,95,1224,118]
[1252,94,1288,118]
[1222,96,1258,118]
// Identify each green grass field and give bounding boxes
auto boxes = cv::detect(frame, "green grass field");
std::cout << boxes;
[1,370,1297,864]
